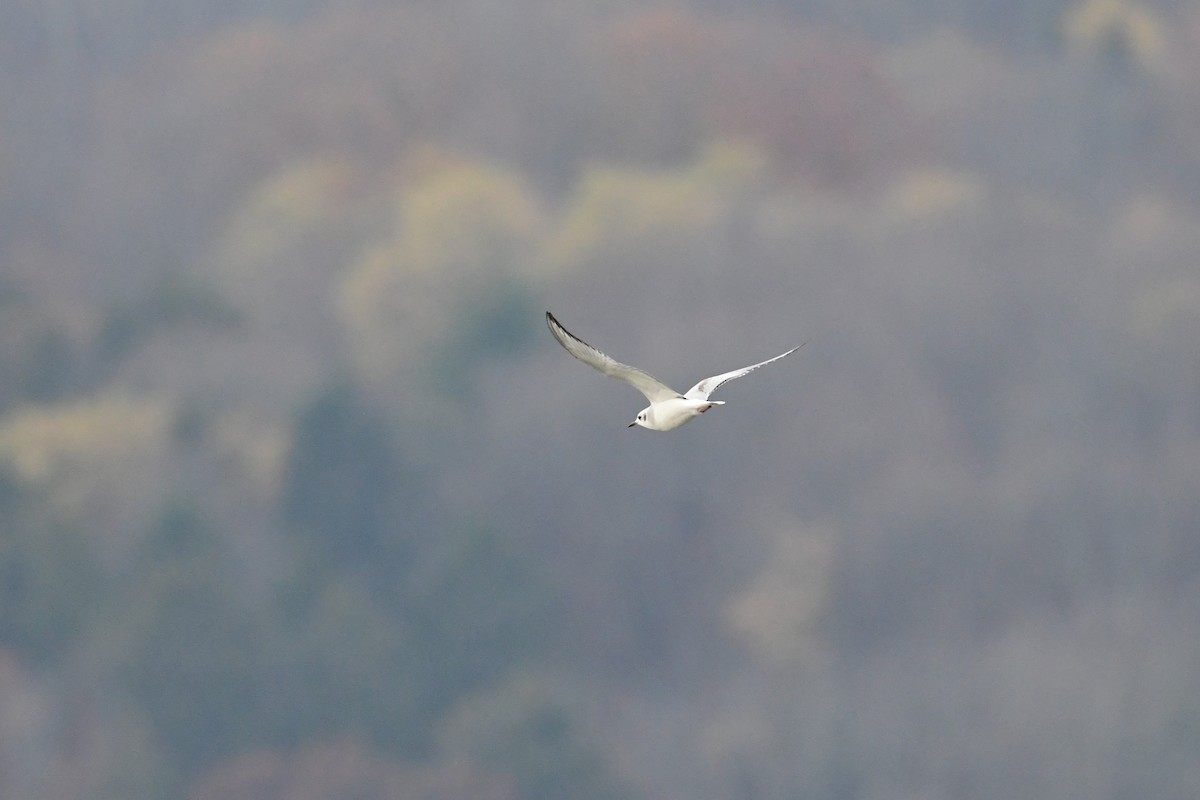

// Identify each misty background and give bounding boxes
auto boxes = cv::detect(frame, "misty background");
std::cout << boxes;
[1,0,1198,798]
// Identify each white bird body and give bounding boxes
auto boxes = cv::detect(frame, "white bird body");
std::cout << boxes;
[546,311,801,431]
[634,396,725,431]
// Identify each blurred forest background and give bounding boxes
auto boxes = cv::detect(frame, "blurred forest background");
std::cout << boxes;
[1,0,1199,798]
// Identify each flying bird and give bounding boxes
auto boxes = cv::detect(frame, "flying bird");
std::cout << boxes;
[546,311,802,431]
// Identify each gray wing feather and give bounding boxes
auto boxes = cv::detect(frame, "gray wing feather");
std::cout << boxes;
[546,312,681,403]
[684,343,804,400]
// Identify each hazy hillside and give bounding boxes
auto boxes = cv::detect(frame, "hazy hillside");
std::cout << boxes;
[1,1,1198,798]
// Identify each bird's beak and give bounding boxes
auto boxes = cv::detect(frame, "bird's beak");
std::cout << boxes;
[627,421,637,428]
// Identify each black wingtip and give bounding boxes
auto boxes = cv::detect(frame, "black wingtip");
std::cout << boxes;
[544,311,599,356]
[546,311,571,344]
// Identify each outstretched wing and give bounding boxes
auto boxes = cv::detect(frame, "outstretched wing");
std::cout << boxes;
[684,342,805,401]
[546,312,681,403]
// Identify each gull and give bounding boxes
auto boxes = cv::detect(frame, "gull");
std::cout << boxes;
[546,311,803,431]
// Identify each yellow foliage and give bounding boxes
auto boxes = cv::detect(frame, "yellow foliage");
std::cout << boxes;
[337,241,436,382]
[0,395,171,482]
[883,168,984,221]
[1063,0,1165,71]
[338,243,406,338]
[337,154,542,382]
[217,158,359,273]
[689,140,769,190]
[396,153,542,276]
[0,395,181,560]
[549,142,765,269]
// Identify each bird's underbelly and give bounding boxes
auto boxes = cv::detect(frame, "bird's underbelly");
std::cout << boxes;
[648,398,711,431]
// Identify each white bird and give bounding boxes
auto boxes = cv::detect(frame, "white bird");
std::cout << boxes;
[546,311,803,431]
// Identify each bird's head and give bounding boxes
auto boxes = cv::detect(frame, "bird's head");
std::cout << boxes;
[628,408,650,429]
